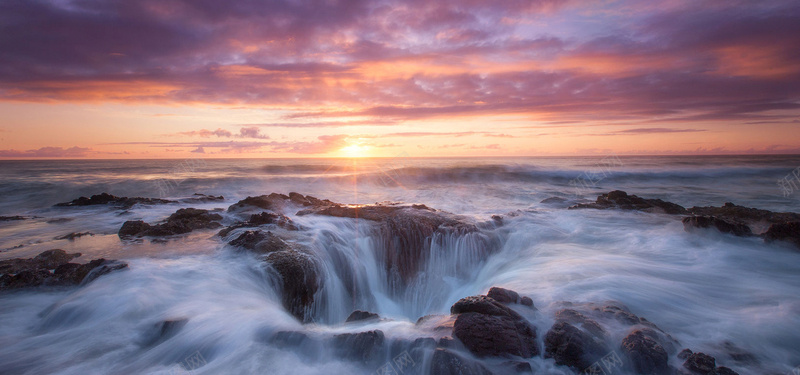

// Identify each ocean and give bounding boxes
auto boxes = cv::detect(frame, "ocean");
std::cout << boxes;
[1,155,799,374]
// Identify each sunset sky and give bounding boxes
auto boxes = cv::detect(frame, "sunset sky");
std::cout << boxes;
[1,0,799,158]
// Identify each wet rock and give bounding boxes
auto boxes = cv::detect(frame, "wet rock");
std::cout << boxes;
[714,367,739,375]
[520,296,534,307]
[119,220,151,237]
[56,192,173,208]
[682,216,752,237]
[269,331,312,348]
[453,312,538,358]
[0,216,26,221]
[227,193,292,213]
[118,208,222,238]
[0,250,126,290]
[620,329,670,375]
[228,230,291,254]
[184,193,224,202]
[763,221,800,249]
[450,295,522,319]
[544,321,609,370]
[541,197,567,204]
[503,360,533,373]
[683,352,716,374]
[688,202,800,227]
[54,232,94,241]
[569,190,687,214]
[346,310,380,323]
[331,330,385,364]
[265,250,319,322]
[678,349,693,360]
[487,287,520,304]
[430,348,493,375]
[554,309,607,340]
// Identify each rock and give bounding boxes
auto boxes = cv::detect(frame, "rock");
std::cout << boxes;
[227,193,291,213]
[0,216,26,221]
[331,330,385,364]
[763,221,800,249]
[269,331,313,348]
[118,208,222,238]
[56,192,173,208]
[487,287,520,304]
[345,310,380,323]
[682,216,752,237]
[678,349,693,360]
[453,312,538,358]
[430,348,493,375]
[450,295,522,319]
[541,197,567,204]
[683,352,716,374]
[714,367,739,375]
[54,232,94,241]
[503,361,533,373]
[544,321,609,370]
[520,296,534,307]
[184,194,224,202]
[119,220,151,237]
[265,250,319,322]
[620,329,670,374]
[569,190,687,214]
[0,250,126,290]
[688,203,800,228]
[228,230,290,254]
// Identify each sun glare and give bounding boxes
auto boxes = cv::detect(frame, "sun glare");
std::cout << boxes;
[340,144,370,158]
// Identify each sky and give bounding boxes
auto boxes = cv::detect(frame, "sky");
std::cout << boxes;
[0,0,799,159]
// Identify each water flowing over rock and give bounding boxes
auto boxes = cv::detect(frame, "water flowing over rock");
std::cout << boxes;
[0,249,127,290]
[450,294,538,358]
[346,310,380,323]
[620,329,670,375]
[544,321,609,370]
[682,216,753,237]
[265,250,320,322]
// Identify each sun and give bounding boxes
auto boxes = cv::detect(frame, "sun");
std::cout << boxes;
[340,144,371,158]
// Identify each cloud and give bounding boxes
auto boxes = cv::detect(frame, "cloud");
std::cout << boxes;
[0,0,798,130]
[238,127,269,139]
[0,146,91,158]
[606,128,707,136]
[179,128,233,138]
[191,146,205,153]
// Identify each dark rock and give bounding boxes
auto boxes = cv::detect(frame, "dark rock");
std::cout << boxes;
[487,287,520,304]
[451,295,522,319]
[678,349,693,360]
[540,197,567,204]
[682,216,752,237]
[430,348,493,375]
[185,194,224,202]
[569,190,687,214]
[688,203,800,228]
[266,250,319,322]
[503,361,533,373]
[720,341,758,364]
[620,329,670,374]
[119,220,152,237]
[453,312,538,358]
[544,321,609,370]
[763,221,800,249]
[714,367,739,375]
[331,330,385,364]
[228,230,290,254]
[346,310,380,323]
[248,212,298,230]
[54,232,94,241]
[520,296,534,307]
[0,216,26,221]
[683,352,716,374]
[56,193,173,208]
[0,250,126,290]
[118,208,222,238]
[227,193,291,213]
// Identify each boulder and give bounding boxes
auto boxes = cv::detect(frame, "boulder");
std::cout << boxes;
[0,250,127,290]
[265,250,319,322]
[430,348,493,375]
[544,321,609,370]
[228,230,291,254]
[345,310,380,323]
[453,312,538,358]
[487,287,520,304]
[450,295,522,319]
[620,329,670,374]
[683,352,716,374]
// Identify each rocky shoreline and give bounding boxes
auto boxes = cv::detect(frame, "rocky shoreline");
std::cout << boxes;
[2,190,797,374]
